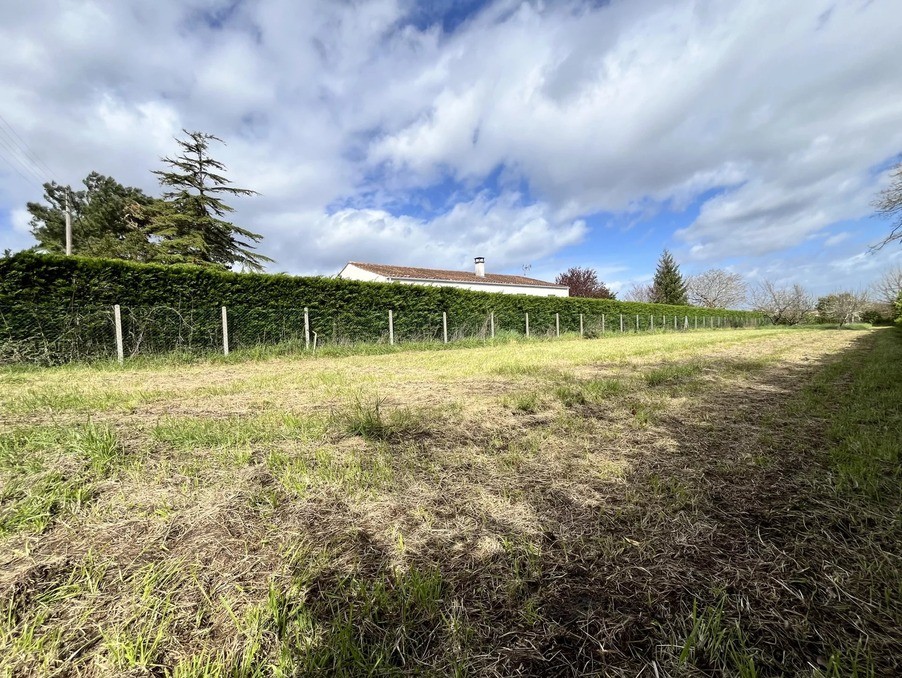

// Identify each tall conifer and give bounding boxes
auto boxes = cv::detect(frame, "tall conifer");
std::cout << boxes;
[651,249,688,305]
[151,130,271,271]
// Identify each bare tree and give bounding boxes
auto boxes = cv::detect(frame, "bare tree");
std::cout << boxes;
[623,282,654,302]
[872,264,902,306]
[816,290,870,326]
[751,280,814,325]
[687,269,747,308]
[873,161,902,249]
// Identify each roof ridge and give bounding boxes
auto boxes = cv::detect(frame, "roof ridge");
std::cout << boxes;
[348,261,567,288]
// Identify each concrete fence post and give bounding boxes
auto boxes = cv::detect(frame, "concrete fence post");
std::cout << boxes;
[442,312,448,343]
[579,313,584,337]
[389,309,394,345]
[304,307,310,350]
[620,313,623,333]
[525,313,530,337]
[113,304,124,364]
[684,315,688,330]
[602,313,605,334]
[490,311,495,338]
[694,315,698,330]
[674,315,677,330]
[651,315,654,331]
[636,314,639,332]
[221,306,229,356]
[555,313,560,337]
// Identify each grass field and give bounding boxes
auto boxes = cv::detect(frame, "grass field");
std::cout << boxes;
[1,327,900,676]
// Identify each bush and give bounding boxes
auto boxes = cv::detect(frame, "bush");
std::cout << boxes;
[0,253,766,364]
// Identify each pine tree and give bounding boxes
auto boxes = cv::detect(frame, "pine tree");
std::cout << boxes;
[151,130,271,271]
[27,172,159,260]
[651,249,688,305]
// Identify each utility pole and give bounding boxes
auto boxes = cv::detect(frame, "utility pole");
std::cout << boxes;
[64,190,72,255]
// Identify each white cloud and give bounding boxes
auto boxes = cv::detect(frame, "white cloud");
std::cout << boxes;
[0,0,901,277]
[825,232,851,247]
[260,191,587,276]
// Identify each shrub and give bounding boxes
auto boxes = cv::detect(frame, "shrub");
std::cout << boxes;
[0,253,765,363]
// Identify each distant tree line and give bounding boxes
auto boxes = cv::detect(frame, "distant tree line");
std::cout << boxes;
[558,250,901,325]
[25,130,270,271]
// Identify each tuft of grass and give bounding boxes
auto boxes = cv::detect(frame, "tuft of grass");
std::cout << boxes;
[67,422,121,475]
[504,391,544,413]
[664,596,759,678]
[554,378,625,407]
[644,361,704,387]
[332,395,431,442]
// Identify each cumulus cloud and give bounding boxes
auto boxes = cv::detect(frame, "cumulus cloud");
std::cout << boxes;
[0,0,900,282]
[260,191,586,275]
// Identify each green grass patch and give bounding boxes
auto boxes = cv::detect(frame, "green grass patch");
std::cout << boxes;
[0,423,124,536]
[644,361,704,387]
[332,396,432,442]
[151,412,326,450]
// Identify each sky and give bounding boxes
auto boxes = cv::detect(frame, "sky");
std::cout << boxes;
[1,0,901,298]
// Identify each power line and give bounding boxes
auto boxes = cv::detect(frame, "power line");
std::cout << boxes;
[0,129,49,186]
[0,136,47,189]
[0,146,45,189]
[0,112,59,182]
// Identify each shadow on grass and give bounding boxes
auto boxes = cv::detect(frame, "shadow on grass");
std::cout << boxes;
[3,331,898,676]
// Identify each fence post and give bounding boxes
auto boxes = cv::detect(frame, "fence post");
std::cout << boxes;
[619,313,623,333]
[304,307,310,350]
[674,315,677,330]
[490,311,495,339]
[113,304,124,364]
[525,312,530,338]
[602,313,605,334]
[636,314,639,332]
[555,313,560,337]
[694,315,698,330]
[684,315,688,330]
[443,312,448,344]
[389,310,394,345]
[221,306,229,356]
[579,313,584,337]
[650,315,654,331]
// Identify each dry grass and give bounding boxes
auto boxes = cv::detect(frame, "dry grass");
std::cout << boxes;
[0,327,899,676]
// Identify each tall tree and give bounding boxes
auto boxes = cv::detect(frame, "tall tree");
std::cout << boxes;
[873,161,902,248]
[687,268,747,308]
[151,130,271,271]
[555,266,615,298]
[651,249,688,305]
[27,172,159,260]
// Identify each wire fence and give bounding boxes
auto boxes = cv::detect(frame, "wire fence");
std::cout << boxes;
[0,303,768,366]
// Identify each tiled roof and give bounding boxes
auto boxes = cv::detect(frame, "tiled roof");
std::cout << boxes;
[348,262,566,288]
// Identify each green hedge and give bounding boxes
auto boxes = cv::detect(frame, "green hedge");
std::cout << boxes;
[0,253,766,363]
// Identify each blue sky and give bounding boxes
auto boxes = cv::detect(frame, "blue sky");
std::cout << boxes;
[1,0,901,298]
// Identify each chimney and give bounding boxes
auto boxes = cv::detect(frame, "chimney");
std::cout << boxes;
[474,256,485,277]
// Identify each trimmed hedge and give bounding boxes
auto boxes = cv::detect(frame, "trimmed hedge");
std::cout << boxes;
[0,253,765,363]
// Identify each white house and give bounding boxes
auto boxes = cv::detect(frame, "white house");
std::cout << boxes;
[338,258,569,297]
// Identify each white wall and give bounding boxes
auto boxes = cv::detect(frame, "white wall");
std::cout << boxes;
[338,263,386,283]
[337,263,569,297]
[390,277,569,297]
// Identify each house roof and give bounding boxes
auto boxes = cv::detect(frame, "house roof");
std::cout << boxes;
[347,262,567,289]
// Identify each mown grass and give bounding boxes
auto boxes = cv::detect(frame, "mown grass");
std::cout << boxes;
[0,327,899,676]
